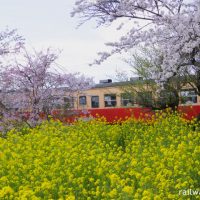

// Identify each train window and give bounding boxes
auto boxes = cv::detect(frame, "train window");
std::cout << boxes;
[79,96,87,105]
[91,96,99,108]
[104,94,116,107]
[180,90,197,104]
[121,93,134,107]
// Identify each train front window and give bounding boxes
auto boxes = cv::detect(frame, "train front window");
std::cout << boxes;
[104,94,116,107]
[180,90,197,104]
[121,93,134,107]
[91,96,99,108]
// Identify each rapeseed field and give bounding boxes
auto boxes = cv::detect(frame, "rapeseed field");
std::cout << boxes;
[0,112,199,199]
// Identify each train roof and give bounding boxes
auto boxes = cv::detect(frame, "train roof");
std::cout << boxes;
[92,79,155,89]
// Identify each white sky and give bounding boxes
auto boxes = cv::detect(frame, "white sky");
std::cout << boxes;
[0,0,132,83]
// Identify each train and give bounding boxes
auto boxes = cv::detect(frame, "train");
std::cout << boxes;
[52,79,200,123]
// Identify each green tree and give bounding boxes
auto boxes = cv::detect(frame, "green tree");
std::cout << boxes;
[118,47,188,110]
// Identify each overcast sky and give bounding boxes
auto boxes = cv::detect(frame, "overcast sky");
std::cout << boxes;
[0,0,132,82]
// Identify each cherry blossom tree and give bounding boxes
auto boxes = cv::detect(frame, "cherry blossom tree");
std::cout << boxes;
[0,29,24,133]
[72,0,200,90]
[0,48,94,128]
[0,29,24,57]
[0,29,24,111]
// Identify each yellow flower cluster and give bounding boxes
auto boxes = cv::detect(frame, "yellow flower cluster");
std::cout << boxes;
[0,113,199,199]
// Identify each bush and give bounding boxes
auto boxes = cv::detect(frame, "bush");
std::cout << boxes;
[0,113,199,199]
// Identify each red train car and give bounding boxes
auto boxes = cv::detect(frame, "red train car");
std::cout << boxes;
[52,79,200,123]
